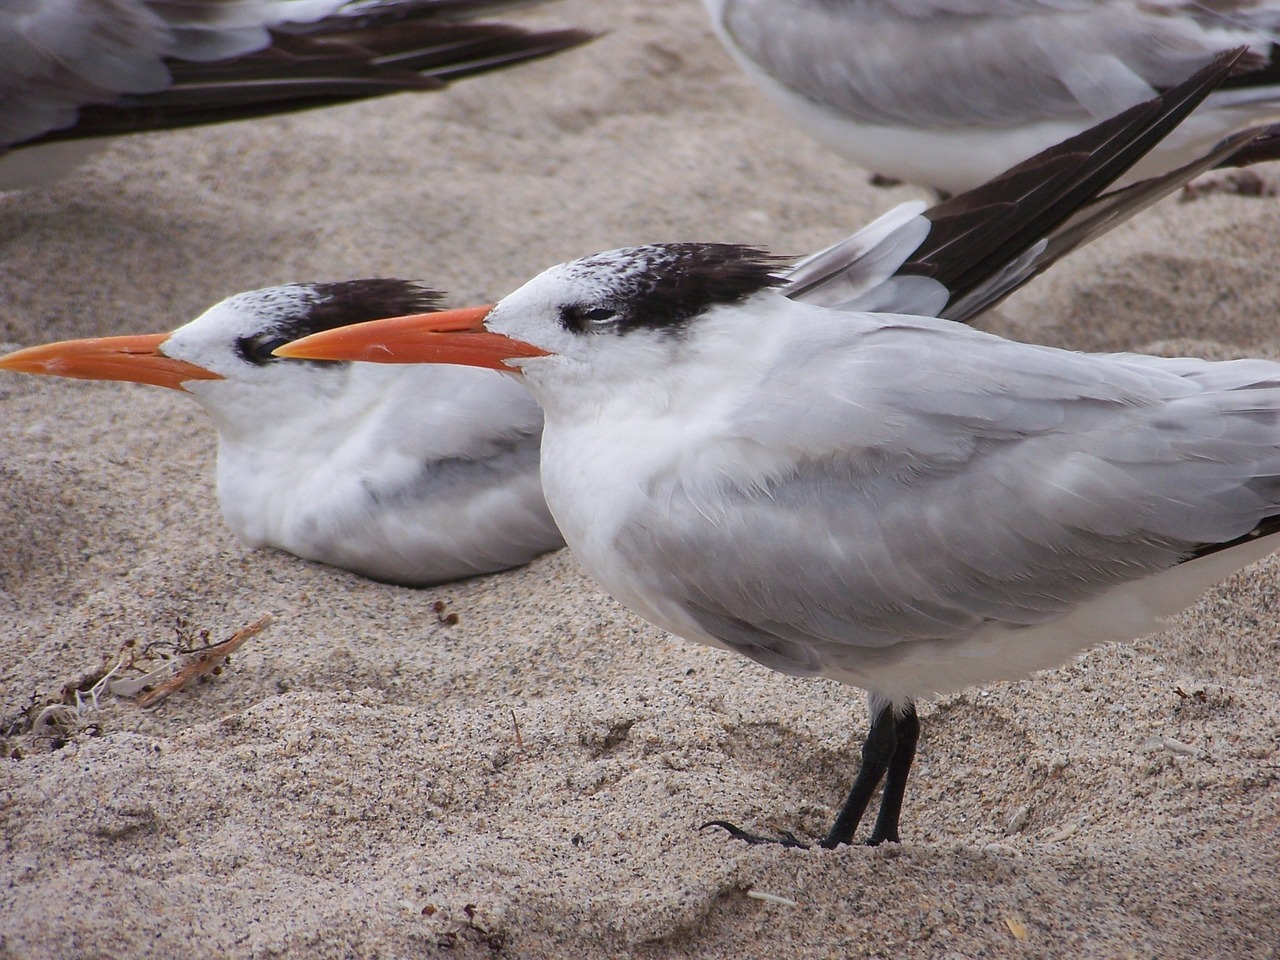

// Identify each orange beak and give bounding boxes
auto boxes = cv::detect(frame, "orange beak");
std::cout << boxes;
[273,304,550,371]
[0,333,223,391]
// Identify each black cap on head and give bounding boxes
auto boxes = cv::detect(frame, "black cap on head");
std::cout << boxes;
[559,244,789,336]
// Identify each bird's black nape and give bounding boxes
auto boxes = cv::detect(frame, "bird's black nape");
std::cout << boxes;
[236,278,446,367]
[563,243,790,336]
[703,701,921,849]
[292,279,445,339]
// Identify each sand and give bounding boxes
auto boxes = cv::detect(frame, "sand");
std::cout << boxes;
[2,1,1279,957]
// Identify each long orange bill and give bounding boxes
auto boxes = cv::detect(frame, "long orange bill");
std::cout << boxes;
[274,305,549,371]
[0,333,223,391]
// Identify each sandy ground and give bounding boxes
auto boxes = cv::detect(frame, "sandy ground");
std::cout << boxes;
[2,2,1279,957]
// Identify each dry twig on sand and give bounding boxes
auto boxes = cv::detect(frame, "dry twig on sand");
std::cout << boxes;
[133,615,271,708]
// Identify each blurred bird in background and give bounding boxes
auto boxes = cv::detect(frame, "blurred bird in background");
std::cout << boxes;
[701,0,1280,194]
[0,0,593,188]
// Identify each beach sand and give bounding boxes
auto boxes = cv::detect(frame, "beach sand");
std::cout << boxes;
[2,2,1279,957]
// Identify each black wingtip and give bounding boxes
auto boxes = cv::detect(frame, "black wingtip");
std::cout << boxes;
[899,48,1249,317]
[930,46,1249,216]
[1212,122,1280,169]
[1187,514,1280,563]
[15,3,597,147]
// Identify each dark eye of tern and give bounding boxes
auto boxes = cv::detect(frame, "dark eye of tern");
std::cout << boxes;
[234,334,290,366]
[559,304,617,333]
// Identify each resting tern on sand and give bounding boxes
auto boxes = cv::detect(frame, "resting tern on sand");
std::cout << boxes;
[278,60,1280,845]
[700,0,1280,194]
[0,279,562,585]
[0,0,592,189]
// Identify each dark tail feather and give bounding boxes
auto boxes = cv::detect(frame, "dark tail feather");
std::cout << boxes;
[20,4,594,146]
[904,49,1249,318]
[786,49,1275,326]
[1214,123,1280,168]
[941,121,1273,322]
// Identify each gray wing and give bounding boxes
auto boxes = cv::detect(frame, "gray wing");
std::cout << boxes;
[619,315,1280,675]
[0,0,592,150]
[713,0,1277,129]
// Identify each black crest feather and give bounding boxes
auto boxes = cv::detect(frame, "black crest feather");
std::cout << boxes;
[236,279,444,366]
[561,243,789,336]
[283,279,445,341]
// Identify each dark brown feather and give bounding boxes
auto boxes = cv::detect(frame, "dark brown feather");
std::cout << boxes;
[20,4,593,146]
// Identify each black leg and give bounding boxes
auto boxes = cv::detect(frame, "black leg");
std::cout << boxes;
[704,698,920,850]
[820,701,901,848]
[867,704,919,845]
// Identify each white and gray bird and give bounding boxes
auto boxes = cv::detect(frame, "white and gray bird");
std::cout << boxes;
[701,0,1280,194]
[0,279,562,585]
[276,63,1280,846]
[0,0,592,189]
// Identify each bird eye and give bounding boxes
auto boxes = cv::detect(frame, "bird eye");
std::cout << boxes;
[559,304,617,332]
[235,334,289,366]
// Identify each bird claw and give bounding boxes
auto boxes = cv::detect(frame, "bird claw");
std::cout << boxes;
[700,820,810,849]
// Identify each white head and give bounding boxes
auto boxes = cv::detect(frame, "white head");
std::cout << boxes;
[0,278,446,434]
[168,281,443,377]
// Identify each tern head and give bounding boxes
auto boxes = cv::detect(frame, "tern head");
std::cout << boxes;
[165,279,447,384]
[0,279,446,415]
[276,244,791,380]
